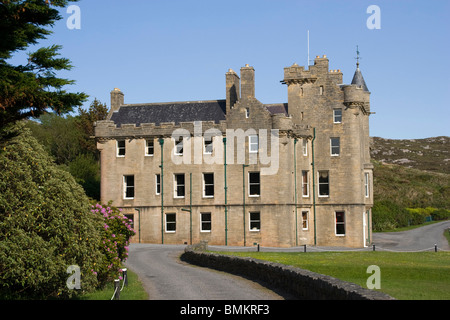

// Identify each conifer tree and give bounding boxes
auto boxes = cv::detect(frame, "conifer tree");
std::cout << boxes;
[0,0,87,130]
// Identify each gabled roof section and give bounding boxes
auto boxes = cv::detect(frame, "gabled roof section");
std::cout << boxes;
[110,100,227,127]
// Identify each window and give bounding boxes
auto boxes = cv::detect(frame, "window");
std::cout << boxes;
[302,211,309,230]
[203,173,214,198]
[302,171,309,197]
[123,175,135,199]
[204,137,213,154]
[117,140,125,157]
[302,139,308,156]
[245,108,250,118]
[333,109,342,123]
[330,137,340,156]
[146,139,154,156]
[248,172,260,197]
[249,135,258,153]
[174,174,185,198]
[365,172,370,198]
[318,171,329,197]
[174,136,184,155]
[319,85,324,95]
[155,174,161,195]
[165,213,176,232]
[249,212,260,231]
[200,213,211,232]
[335,211,345,235]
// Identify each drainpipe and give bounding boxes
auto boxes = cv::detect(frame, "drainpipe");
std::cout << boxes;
[135,208,141,243]
[223,137,228,246]
[294,138,298,246]
[159,138,164,244]
[243,164,249,246]
[311,128,317,246]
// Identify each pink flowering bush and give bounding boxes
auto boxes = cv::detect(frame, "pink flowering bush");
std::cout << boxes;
[90,203,135,286]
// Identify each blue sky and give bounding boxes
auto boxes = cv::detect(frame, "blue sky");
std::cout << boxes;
[11,0,450,139]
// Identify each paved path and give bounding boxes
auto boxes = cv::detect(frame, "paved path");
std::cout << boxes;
[125,244,286,300]
[372,220,450,252]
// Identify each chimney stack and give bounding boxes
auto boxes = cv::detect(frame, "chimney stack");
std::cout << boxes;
[108,88,124,118]
[226,69,240,111]
[240,64,255,99]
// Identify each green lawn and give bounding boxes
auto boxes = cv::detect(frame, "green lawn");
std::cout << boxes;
[215,251,450,300]
[77,268,148,300]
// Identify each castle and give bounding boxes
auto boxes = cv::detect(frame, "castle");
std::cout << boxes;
[95,55,374,248]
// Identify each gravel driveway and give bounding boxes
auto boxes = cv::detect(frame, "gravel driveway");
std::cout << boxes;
[125,244,286,300]
[372,220,450,251]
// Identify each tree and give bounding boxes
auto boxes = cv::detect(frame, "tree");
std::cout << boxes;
[0,123,104,299]
[0,0,87,130]
[76,99,109,158]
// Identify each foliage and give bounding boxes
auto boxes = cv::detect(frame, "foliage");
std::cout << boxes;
[76,99,108,158]
[90,203,135,286]
[24,98,109,200]
[0,123,104,299]
[0,0,87,129]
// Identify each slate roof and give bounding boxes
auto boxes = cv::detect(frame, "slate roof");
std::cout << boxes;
[351,67,369,92]
[110,100,227,127]
[110,100,289,127]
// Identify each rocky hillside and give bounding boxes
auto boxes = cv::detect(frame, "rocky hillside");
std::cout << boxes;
[370,136,450,210]
[370,136,450,174]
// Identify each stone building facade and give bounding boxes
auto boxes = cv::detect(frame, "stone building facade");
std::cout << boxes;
[95,55,374,248]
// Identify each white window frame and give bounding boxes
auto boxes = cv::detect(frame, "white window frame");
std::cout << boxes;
[165,213,176,233]
[202,173,214,198]
[333,108,342,123]
[330,137,340,156]
[302,170,309,197]
[249,135,258,154]
[318,171,330,197]
[335,211,346,236]
[117,140,126,157]
[248,172,260,197]
[174,136,184,156]
[302,210,309,230]
[200,213,212,232]
[155,174,161,195]
[249,212,260,231]
[173,174,185,198]
[204,137,213,155]
[123,175,135,199]
[145,139,154,156]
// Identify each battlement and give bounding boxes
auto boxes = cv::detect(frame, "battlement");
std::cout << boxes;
[282,55,343,86]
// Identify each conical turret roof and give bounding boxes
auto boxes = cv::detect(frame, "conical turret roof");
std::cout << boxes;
[351,63,369,92]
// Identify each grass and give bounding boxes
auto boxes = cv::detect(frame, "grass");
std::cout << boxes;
[77,268,148,300]
[214,251,450,300]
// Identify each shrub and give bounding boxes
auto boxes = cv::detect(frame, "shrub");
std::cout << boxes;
[0,124,104,299]
[372,200,410,231]
[90,203,135,286]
